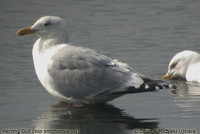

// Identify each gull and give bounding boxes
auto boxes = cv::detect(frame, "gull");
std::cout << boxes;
[162,50,200,82]
[17,16,169,104]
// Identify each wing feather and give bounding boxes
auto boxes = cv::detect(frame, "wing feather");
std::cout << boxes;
[48,46,142,99]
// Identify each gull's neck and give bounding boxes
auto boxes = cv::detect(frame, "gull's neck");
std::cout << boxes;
[36,36,69,53]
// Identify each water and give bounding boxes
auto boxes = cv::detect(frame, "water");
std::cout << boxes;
[0,0,200,133]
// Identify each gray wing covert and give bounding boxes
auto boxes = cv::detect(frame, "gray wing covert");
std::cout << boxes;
[48,46,132,99]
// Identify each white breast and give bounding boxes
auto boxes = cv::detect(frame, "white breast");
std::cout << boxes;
[186,62,200,82]
[32,39,69,100]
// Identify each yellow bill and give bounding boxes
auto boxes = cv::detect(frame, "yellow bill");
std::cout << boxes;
[162,73,174,80]
[17,27,37,36]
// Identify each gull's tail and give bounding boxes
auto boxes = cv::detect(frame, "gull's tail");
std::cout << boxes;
[112,78,174,95]
[89,78,175,104]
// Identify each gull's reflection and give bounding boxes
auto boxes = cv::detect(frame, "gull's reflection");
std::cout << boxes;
[33,102,158,134]
[170,80,200,96]
[170,80,200,117]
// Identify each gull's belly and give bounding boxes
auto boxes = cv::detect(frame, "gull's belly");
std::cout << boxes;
[33,51,53,88]
[33,49,61,97]
[32,43,69,100]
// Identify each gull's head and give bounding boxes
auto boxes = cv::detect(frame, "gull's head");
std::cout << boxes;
[17,16,68,42]
[162,50,200,80]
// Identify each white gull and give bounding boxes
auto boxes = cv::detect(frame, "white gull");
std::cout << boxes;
[17,16,169,104]
[163,50,200,83]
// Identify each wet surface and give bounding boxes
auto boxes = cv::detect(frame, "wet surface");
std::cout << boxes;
[0,0,200,133]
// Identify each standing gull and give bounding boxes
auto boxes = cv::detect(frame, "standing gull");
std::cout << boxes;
[163,50,200,83]
[17,16,169,104]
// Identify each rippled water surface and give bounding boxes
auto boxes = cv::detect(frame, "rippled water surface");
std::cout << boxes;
[1,0,200,134]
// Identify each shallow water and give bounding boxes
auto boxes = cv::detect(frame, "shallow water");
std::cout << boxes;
[0,0,200,133]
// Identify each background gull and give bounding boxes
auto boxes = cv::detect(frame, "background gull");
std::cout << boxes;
[163,50,200,83]
[17,16,170,104]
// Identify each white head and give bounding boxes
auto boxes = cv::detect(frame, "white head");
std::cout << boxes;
[162,50,200,80]
[17,16,69,43]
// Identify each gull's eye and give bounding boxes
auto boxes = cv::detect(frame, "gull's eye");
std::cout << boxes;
[170,62,178,70]
[44,21,51,26]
